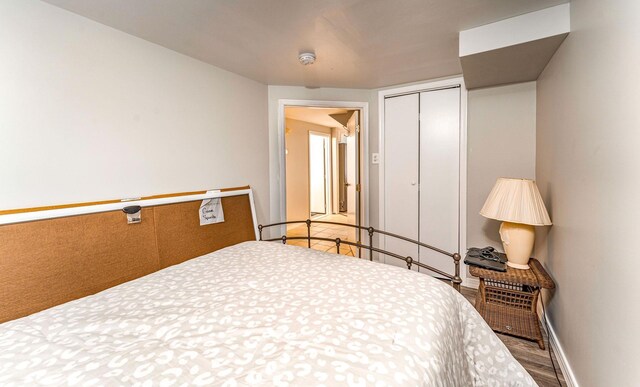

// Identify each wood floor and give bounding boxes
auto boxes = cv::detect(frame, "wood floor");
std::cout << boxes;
[460,286,566,387]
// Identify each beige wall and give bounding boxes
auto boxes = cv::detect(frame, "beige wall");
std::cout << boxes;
[0,0,270,223]
[535,0,640,385]
[467,82,537,251]
[269,83,539,260]
[285,118,333,222]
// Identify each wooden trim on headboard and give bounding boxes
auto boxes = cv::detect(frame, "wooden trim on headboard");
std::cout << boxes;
[0,186,250,216]
[0,186,257,229]
[0,187,258,324]
[0,198,124,216]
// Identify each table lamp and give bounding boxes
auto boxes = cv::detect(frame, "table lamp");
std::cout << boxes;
[480,178,552,269]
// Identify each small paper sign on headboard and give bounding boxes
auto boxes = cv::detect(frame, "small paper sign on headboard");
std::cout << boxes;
[199,190,225,226]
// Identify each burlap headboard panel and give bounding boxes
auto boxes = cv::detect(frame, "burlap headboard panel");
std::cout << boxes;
[0,189,256,323]
[154,194,255,268]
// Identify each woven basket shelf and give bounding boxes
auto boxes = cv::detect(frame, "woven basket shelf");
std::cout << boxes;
[469,258,554,349]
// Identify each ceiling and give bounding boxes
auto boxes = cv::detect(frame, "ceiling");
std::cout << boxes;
[285,107,351,128]
[42,0,568,89]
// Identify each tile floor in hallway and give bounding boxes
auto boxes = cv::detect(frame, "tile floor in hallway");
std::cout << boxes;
[286,213,361,257]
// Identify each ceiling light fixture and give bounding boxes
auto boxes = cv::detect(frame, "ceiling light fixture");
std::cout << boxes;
[298,52,316,66]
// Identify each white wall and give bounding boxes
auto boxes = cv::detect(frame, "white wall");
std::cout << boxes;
[284,118,332,222]
[535,0,640,385]
[467,82,537,251]
[0,0,269,223]
[4,1,540,278]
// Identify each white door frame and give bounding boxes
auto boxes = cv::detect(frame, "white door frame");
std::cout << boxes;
[378,76,469,286]
[278,100,370,229]
[308,131,331,219]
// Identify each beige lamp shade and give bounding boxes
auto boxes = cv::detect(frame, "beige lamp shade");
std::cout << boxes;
[480,178,552,226]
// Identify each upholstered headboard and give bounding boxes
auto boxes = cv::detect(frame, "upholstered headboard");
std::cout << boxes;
[0,187,257,323]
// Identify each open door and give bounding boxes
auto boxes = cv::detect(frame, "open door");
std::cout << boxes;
[338,143,348,213]
[282,105,366,258]
[345,111,362,256]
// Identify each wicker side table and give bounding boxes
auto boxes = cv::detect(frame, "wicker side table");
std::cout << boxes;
[469,257,555,349]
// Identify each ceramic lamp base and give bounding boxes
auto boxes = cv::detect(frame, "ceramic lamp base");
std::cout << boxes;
[506,261,531,270]
[499,221,535,270]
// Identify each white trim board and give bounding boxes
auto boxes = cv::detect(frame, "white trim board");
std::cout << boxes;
[545,316,579,387]
[0,188,260,241]
[277,99,370,233]
[464,276,479,289]
[378,76,469,286]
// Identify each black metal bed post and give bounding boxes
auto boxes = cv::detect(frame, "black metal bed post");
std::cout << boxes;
[335,238,341,254]
[258,225,263,241]
[306,219,311,248]
[452,253,462,291]
[368,227,374,261]
[281,236,287,244]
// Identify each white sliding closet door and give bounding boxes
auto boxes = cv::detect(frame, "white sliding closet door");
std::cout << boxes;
[419,87,460,275]
[383,94,419,267]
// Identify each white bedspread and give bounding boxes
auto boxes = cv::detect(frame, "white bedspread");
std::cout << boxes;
[0,241,536,386]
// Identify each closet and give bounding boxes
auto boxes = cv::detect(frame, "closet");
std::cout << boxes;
[383,85,462,277]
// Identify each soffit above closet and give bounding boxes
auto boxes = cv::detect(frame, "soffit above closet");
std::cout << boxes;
[42,0,568,89]
[459,4,570,89]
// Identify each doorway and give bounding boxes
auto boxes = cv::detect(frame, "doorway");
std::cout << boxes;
[308,132,330,218]
[281,103,367,257]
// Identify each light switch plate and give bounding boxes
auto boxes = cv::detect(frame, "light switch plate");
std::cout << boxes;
[371,153,380,164]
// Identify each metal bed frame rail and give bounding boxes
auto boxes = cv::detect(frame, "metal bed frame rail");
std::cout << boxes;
[258,219,462,291]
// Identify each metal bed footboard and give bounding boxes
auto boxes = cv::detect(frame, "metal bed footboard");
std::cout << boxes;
[258,219,462,292]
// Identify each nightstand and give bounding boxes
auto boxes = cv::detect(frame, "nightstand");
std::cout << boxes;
[469,257,555,349]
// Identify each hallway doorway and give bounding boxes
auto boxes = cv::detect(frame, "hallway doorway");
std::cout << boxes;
[282,104,365,257]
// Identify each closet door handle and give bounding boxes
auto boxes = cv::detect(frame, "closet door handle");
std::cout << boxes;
[411,181,416,186]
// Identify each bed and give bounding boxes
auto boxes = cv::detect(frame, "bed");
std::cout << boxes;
[0,188,535,386]
[0,241,535,386]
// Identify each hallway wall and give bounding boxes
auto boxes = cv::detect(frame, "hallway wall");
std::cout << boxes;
[285,118,333,222]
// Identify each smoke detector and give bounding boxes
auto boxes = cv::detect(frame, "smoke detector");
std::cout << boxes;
[298,52,316,66]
